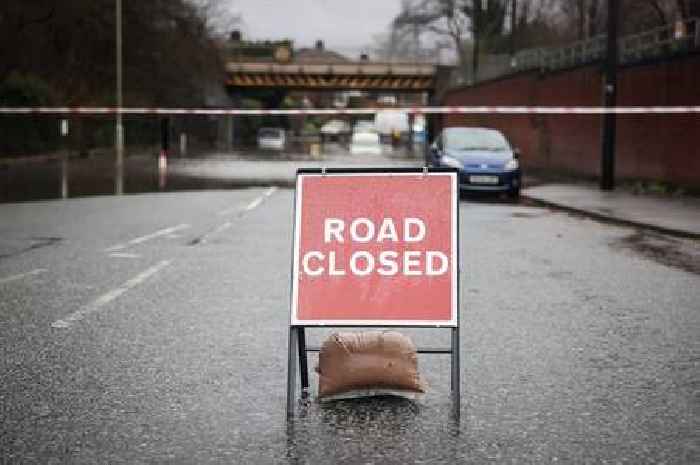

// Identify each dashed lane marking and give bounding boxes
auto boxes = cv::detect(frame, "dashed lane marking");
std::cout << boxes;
[108,252,141,259]
[105,224,190,252]
[218,187,278,216]
[196,222,233,245]
[198,187,278,244]
[51,260,171,329]
[245,186,278,211]
[245,197,264,211]
[0,268,47,284]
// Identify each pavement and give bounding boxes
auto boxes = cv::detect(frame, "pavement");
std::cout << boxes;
[522,183,700,239]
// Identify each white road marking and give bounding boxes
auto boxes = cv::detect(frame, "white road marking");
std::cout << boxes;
[0,268,47,284]
[108,252,141,259]
[213,221,234,234]
[51,260,171,329]
[201,187,278,244]
[198,187,280,244]
[218,187,278,216]
[197,222,233,245]
[105,224,190,252]
[245,197,264,211]
[217,204,246,216]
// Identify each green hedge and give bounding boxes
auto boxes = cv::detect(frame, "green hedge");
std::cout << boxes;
[0,72,60,156]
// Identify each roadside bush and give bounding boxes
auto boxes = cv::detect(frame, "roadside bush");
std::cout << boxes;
[302,120,321,135]
[0,72,59,156]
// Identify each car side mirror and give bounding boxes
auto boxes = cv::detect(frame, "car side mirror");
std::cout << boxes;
[513,148,521,159]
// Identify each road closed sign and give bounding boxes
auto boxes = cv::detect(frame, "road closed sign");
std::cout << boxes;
[291,169,458,326]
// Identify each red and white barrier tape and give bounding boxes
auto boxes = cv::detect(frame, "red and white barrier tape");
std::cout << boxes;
[0,106,699,115]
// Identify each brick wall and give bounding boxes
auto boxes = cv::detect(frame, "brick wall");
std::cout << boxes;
[442,53,700,188]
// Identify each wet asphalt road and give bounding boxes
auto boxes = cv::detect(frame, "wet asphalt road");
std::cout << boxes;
[1,152,699,464]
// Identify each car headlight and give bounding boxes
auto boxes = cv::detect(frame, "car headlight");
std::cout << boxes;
[504,159,519,171]
[441,156,463,169]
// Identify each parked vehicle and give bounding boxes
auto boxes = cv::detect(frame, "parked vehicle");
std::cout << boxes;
[430,127,521,198]
[257,127,286,150]
[320,119,351,143]
[350,131,382,155]
[353,120,376,133]
[321,119,350,135]
[374,110,409,144]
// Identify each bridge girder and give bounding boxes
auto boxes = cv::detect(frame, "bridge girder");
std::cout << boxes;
[226,74,434,92]
[225,62,437,93]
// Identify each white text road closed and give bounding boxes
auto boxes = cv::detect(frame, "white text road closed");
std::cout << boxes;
[302,217,448,277]
[292,172,458,326]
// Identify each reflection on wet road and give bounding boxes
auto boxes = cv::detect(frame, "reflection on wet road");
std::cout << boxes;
[0,144,424,203]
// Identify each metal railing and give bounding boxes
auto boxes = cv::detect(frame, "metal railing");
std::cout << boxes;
[620,17,700,63]
[510,17,699,74]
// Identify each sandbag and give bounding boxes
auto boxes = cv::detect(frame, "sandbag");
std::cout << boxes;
[316,331,426,399]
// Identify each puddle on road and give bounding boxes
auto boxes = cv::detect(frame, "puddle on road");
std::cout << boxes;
[0,236,62,260]
[0,156,254,203]
[611,231,700,275]
[0,146,424,203]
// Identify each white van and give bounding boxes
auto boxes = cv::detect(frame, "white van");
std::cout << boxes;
[257,128,286,150]
[350,131,382,155]
[374,110,409,136]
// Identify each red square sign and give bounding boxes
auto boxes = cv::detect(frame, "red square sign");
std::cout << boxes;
[291,171,458,326]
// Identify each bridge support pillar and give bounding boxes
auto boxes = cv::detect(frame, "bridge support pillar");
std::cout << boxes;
[425,91,437,165]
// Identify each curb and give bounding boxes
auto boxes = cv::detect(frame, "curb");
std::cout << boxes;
[0,154,64,167]
[522,194,700,240]
[217,178,296,189]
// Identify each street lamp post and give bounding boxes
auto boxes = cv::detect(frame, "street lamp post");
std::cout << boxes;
[510,0,517,67]
[115,0,124,195]
[600,0,619,191]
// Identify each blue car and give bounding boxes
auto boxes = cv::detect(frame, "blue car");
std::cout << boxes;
[429,127,521,198]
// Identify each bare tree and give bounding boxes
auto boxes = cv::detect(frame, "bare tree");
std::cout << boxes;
[556,0,602,41]
[465,0,508,76]
[513,0,563,48]
[392,0,510,79]
[189,0,241,38]
[551,0,691,41]
[393,0,471,68]
[371,28,421,62]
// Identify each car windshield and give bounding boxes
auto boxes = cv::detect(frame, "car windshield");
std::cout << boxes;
[444,128,509,151]
[354,122,375,131]
[258,128,282,138]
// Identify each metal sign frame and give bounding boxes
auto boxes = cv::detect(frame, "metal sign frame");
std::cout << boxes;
[286,167,461,419]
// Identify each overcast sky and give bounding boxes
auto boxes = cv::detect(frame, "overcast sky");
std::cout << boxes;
[228,0,403,54]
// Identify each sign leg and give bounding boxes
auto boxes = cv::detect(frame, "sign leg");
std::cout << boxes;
[297,327,310,398]
[451,326,461,420]
[286,326,298,419]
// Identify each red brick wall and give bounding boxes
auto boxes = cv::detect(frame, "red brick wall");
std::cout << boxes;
[442,53,700,188]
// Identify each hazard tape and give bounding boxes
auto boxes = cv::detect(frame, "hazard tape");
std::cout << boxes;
[0,106,699,115]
